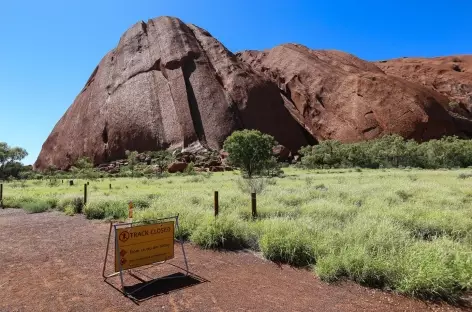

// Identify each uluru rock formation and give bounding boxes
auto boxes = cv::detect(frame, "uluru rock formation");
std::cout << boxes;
[34,17,310,170]
[376,56,472,117]
[238,44,470,142]
[35,16,472,170]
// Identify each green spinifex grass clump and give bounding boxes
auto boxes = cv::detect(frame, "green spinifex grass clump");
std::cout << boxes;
[2,168,472,301]
[22,200,50,213]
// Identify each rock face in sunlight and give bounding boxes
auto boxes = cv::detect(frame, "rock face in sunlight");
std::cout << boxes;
[376,56,472,125]
[237,44,471,143]
[34,17,309,170]
[35,16,472,170]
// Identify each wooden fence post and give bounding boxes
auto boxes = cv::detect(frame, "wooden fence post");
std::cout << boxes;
[84,183,88,206]
[214,191,219,217]
[251,192,257,219]
[0,183,3,209]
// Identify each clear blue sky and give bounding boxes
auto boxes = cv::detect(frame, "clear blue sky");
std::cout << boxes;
[1,0,471,165]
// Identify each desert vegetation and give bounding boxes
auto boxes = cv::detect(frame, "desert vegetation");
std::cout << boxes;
[3,133,472,301]
[2,167,472,301]
[300,135,472,169]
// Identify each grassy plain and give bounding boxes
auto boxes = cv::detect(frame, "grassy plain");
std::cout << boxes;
[2,168,472,301]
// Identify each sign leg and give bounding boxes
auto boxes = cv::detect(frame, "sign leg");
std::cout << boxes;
[176,215,189,274]
[102,222,113,279]
[116,225,126,295]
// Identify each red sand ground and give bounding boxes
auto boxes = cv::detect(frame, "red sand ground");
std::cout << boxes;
[0,209,469,312]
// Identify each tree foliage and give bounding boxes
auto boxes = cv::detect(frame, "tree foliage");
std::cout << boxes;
[223,130,277,178]
[300,135,472,169]
[0,142,28,179]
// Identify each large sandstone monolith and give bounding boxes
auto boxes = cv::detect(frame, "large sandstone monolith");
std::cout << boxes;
[34,17,309,170]
[36,17,472,171]
[238,44,470,142]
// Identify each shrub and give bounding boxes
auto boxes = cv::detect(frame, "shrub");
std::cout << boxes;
[74,156,93,170]
[46,197,59,209]
[315,217,410,288]
[191,215,252,250]
[125,150,138,171]
[73,197,84,213]
[23,201,49,213]
[84,200,127,220]
[3,195,37,208]
[130,197,151,209]
[394,239,471,301]
[184,162,196,175]
[260,219,316,267]
[58,197,84,213]
[64,205,75,216]
[299,135,472,169]
[149,150,174,174]
[84,204,106,219]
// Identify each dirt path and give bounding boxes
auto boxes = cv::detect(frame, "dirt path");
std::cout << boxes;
[0,209,467,312]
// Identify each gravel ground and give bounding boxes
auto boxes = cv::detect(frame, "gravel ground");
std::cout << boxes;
[0,209,468,312]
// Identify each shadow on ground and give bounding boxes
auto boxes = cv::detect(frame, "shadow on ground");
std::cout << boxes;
[104,271,208,304]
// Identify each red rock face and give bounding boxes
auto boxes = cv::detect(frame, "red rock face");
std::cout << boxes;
[238,44,470,142]
[376,56,472,117]
[34,17,309,170]
[35,17,472,171]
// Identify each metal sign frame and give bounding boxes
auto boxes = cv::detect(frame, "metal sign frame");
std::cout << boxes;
[102,215,189,301]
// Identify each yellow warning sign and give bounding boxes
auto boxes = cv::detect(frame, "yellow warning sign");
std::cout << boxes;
[115,221,174,272]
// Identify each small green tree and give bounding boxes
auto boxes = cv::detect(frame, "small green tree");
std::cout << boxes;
[223,130,277,178]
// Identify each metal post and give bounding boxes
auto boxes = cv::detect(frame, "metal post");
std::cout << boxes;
[176,214,189,274]
[102,221,113,279]
[84,184,88,206]
[251,193,257,219]
[214,191,219,217]
[0,183,3,209]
